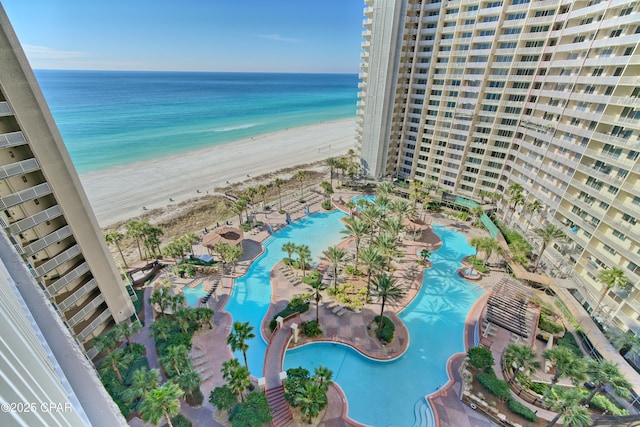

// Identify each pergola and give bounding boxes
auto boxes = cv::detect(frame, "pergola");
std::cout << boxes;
[201,226,244,252]
[486,278,534,338]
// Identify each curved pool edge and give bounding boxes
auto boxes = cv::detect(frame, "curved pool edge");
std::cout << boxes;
[427,292,490,427]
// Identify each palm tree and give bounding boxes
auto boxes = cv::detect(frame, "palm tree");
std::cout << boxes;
[360,246,384,301]
[583,358,631,405]
[344,200,356,217]
[174,306,192,333]
[595,267,629,311]
[419,249,431,266]
[226,245,243,274]
[122,368,161,405]
[126,220,146,261]
[533,224,567,271]
[295,380,328,424]
[257,184,268,210]
[221,358,250,402]
[231,199,246,224]
[160,344,189,376]
[117,320,142,348]
[506,182,524,225]
[322,246,346,290]
[105,232,129,268]
[503,343,540,383]
[303,270,326,323]
[139,381,184,427]
[409,180,425,209]
[475,237,500,266]
[543,346,587,386]
[609,330,640,363]
[227,321,255,370]
[373,233,402,271]
[101,348,135,384]
[380,216,404,241]
[93,327,121,355]
[274,177,284,211]
[341,217,369,273]
[182,232,200,256]
[296,244,312,277]
[177,367,202,405]
[282,241,297,263]
[150,288,171,317]
[544,386,591,427]
[390,198,415,221]
[524,200,544,233]
[325,157,338,187]
[296,170,306,201]
[314,365,333,389]
[376,181,395,197]
[371,273,406,331]
[320,180,333,202]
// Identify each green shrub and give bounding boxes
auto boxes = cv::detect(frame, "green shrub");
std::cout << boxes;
[528,381,547,396]
[507,398,537,422]
[456,211,470,221]
[557,332,583,356]
[538,313,564,334]
[209,386,237,412]
[466,256,489,274]
[301,320,322,337]
[162,414,192,427]
[374,316,395,343]
[477,371,511,400]
[167,332,193,350]
[590,394,629,416]
[269,301,310,331]
[468,346,494,372]
[321,200,333,210]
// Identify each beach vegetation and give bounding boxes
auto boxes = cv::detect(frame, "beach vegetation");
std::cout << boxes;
[359,246,384,301]
[105,231,129,268]
[228,391,272,427]
[595,267,629,311]
[322,246,346,290]
[126,220,147,261]
[292,244,312,276]
[176,367,203,406]
[543,346,587,387]
[139,381,184,427]
[162,414,192,427]
[296,170,306,202]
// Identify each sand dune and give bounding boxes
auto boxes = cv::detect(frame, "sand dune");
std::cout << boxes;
[79,118,357,226]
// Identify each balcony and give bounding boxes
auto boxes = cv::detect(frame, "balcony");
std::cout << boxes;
[66,294,105,328]
[57,278,98,312]
[77,308,112,342]
[0,182,52,210]
[575,163,624,187]
[0,158,40,181]
[34,244,82,277]
[0,131,27,148]
[0,102,12,116]
[23,225,73,257]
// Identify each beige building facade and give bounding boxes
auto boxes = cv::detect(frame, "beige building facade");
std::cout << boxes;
[358,0,640,333]
[0,5,134,357]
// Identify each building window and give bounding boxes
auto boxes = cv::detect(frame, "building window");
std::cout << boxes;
[613,230,626,241]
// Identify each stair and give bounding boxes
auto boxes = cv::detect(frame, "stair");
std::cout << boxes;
[265,385,293,427]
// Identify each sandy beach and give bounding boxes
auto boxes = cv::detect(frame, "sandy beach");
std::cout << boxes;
[79,117,357,226]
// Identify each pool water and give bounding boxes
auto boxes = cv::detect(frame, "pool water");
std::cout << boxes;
[283,225,485,427]
[183,282,207,307]
[224,210,347,376]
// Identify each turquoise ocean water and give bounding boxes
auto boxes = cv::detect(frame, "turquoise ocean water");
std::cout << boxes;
[34,70,358,174]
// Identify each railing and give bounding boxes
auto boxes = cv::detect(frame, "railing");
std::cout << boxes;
[23,225,72,256]
[46,262,90,297]
[58,278,98,312]
[67,294,105,328]
[0,102,12,116]
[0,131,27,148]
[77,308,111,342]
[9,205,63,235]
[34,244,81,277]
[0,182,52,209]
[0,158,39,180]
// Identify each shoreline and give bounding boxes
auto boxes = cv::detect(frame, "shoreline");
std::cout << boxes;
[79,117,357,227]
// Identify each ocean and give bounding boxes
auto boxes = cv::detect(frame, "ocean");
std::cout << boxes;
[34,70,358,174]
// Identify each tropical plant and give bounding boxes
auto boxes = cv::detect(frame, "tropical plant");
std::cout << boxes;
[296,170,306,201]
[295,380,328,424]
[595,267,629,311]
[225,245,243,273]
[231,199,246,224]
[376,181,395,197]
[470,237,500,266]
[93,327,121,355]
[524,200,544,233]
[160,344,190,377]
[380,216,404,241]
[257,184,268,210]
[105,231,129,268]
[100,348,135,384]
[320,180,333,202]
[322,246,346,290]
[273,177,284,211]
[227,321,255,370]
[544,386,591,427]
[229,391,272,427]
[370,273,406,331]
[609,330,640,363]
[503,343,540,383]
[506,183,524,225]
[139,381,184,427]
[409,180,425,209]
[150,288,171,317]
[419,249,431,266]
[326,157,338,187]
[126,220,146,261]
[543,346,587,386]
[182,232,200,256]
[221,358,251,402]
[117,320,142,349]
[373,232,402,270]
[295,244,312,277]
[282,241,297,263]
[176,367,202,405]
[390,198,414,221]
[314,365,333,388]
[209,385,237,413]
[303,270,326,324]
[533,224,567,271]
[121,368,161,405]
[583,358,631,405]
[149,317,175,341]
[359,245,384,301]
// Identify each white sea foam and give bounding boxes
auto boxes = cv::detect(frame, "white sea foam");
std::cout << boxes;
[211,122,262,132]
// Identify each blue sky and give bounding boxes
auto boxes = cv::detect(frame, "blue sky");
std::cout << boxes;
[2,1,364,73]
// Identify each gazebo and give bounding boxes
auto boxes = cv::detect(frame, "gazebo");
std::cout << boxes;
[201,226,244,252]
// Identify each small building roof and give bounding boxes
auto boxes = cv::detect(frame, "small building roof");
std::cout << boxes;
[201,226,244,248]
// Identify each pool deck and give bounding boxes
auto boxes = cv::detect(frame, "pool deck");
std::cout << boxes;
[138,190,511,427]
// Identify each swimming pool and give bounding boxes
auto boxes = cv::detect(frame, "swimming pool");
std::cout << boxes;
[182,282,207,307]
[283,224,485,426]
[224,210,347,376]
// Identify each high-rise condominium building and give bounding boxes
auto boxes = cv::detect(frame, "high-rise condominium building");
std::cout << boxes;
[358,0,640,333]
[0,6,134,358]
